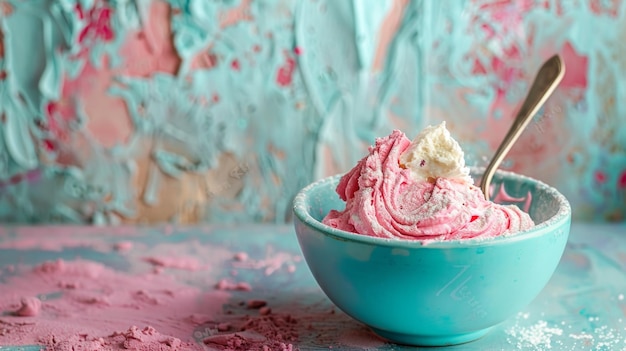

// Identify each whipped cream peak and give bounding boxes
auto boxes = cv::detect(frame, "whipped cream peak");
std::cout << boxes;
[399,121,473,184]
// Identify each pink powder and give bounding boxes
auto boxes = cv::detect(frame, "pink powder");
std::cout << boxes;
[233,252,248,262]
[337,328,385,349]
[113,241,133,251]
[143,257,201,271]
[246,300,267,309]
[42,325,203,351]
[215,279,252,291]
[217,323,231,332]
[196,303,387,350]
[0,226,145,252]
[202,313,298,350]
[231,248,301,276]
[121,241,234,276]
[13,297,42,317]
[0,249,387,350]
[0,259,229,348]
[0,237,102,252]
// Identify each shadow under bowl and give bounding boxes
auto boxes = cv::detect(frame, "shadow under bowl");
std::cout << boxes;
[292,169,571,346]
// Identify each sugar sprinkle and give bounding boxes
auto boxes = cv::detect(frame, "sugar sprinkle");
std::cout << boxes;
[506,312,626,351]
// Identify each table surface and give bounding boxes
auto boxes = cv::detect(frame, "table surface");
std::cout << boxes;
[0,223,625,350]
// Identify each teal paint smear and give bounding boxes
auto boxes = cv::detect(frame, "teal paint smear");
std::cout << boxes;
[0,3,58,174]
[4,2,50,114]
[109,73,229,171]
[167,0,221,74]
[0,127,10,179]
[377,0,422,126]
[185,0,306,222]
[0,0,138,223]
[39,14,63,101]
[352,0,395,136]
[296,0,422,184]
[352,0,391,72]
[110,0,151,32]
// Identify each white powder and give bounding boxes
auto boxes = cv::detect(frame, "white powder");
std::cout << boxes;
[506,312,626,351]
[593,325,625,350]
[506,320,563,350]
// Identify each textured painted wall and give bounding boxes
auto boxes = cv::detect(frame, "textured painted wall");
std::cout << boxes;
[421,0,626,221]
[0,0,623,224]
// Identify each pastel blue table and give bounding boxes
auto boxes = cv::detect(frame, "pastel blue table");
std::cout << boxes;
[0,223,625,350]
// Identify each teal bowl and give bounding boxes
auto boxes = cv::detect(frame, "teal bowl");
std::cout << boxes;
[292,169,571,346]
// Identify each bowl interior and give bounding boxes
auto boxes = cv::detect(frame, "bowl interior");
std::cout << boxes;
[294,168,571,246]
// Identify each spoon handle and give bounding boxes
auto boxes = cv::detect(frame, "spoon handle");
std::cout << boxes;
[479,54,566,200]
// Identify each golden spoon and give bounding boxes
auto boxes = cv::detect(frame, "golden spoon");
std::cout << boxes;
[480,54,566,200]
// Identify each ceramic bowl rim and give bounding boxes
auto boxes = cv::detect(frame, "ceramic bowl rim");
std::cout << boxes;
[292,168,572,249]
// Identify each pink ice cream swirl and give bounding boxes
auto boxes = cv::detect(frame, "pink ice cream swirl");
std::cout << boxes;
[322,130,534,242]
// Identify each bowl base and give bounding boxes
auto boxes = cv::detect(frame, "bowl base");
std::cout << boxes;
[371,326,493,346]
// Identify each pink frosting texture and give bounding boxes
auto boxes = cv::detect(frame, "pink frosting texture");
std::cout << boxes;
[323,130,534,241]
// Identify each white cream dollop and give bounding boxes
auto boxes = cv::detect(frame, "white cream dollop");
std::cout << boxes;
[399,121,473,184]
